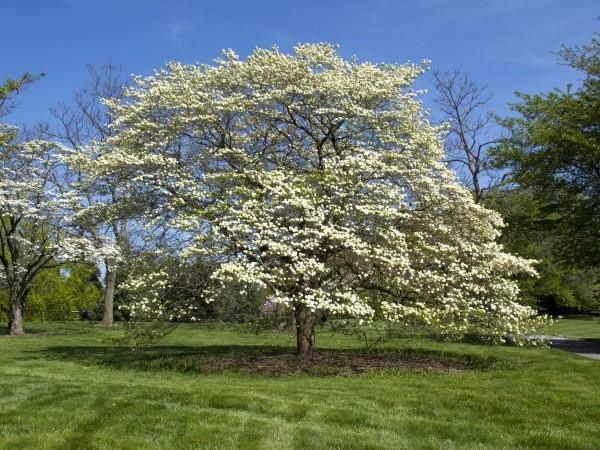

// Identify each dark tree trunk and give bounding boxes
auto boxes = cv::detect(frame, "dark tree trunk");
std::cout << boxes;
[294,304,315,357]
[102,263,116,328]
[7,291,24,336]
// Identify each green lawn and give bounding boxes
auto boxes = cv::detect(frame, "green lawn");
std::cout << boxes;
[0,320,599,449]
[551,316,600,339]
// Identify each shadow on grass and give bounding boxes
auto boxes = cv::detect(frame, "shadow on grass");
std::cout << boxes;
[22,322,102,336]
[38,343,510,377]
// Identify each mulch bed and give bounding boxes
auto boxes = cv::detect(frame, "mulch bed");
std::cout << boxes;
[194,350,474,376]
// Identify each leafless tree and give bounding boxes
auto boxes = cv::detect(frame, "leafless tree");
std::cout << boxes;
[432,69,500,203]
[50,64,131,327]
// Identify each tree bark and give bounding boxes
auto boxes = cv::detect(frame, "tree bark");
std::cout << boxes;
[294,304,315,357]
[7,291,24,336]
[102,263,116,328]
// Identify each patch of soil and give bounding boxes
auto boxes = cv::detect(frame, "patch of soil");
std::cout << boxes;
[197,351,474,376]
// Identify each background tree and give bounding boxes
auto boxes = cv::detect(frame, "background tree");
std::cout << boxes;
[492,32,600,267]
[0,133,107,335]
[91,45,547,355]
[51,64,133,327]
[21,262,102,321]
[485,189,600,313]
[0,74,115,334]
[432,69,500,203]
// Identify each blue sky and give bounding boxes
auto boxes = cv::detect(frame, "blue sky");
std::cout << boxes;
[3,0,598,126]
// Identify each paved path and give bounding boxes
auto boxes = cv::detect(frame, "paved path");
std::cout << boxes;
[550,337,600,360]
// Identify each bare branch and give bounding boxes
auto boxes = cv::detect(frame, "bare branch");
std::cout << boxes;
[432,69,500,203]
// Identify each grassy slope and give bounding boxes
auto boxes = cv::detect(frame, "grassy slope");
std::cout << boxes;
[0,321,598,450]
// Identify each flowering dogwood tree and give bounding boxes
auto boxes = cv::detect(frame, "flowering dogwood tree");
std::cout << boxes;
[0,125,117,335]
[92,44,548,355]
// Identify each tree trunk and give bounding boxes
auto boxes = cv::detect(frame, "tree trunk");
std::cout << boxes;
[7,291,24,336]
[294,304,315,357]
[102,263,116,328]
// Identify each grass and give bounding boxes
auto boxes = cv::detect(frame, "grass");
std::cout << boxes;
[0,320,599,449]
[551,315,600,339]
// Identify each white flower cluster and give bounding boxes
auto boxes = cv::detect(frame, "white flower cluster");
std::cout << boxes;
[120,269,169,320]
[119,260,208,326]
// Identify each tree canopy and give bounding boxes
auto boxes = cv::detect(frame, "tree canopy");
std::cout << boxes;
[84,44,547,354]
[492,33,600,267]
